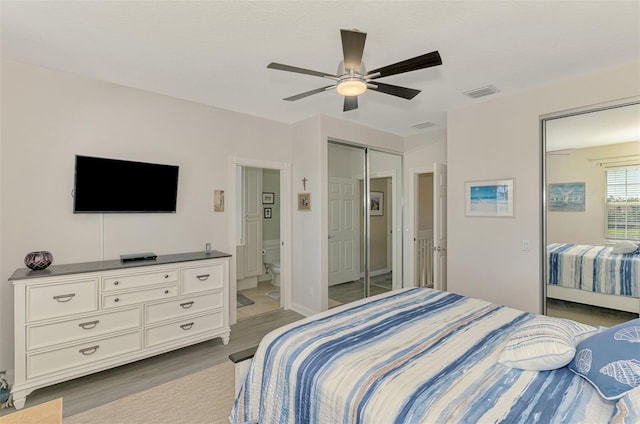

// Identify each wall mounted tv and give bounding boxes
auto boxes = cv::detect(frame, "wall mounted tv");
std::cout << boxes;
[73,155,179,213]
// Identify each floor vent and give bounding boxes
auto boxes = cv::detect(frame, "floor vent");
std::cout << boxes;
[464,85,498,99]
[410,121,436,130]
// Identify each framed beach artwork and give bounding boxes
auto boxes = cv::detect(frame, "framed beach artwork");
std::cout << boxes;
[465,179,514,217]
[298,193,311,210]
[548,182,585,211]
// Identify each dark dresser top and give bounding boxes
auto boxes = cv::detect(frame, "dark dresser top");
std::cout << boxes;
[10,250,232,281]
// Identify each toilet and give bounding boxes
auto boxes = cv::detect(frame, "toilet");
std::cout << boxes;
[262,243,281,287]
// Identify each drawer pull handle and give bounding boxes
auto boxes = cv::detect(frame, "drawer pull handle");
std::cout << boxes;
[114,298,120,303]
[180,322,195,331]
[114,281,120,286]
[164,290,170,294]
[180,301,194,309]
[164,274,169,279]
[79,345,99,355]
[196,274,210,281]
[78,320,99,329]
[53,293,75,302]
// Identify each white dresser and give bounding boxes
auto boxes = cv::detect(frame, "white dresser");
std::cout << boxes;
[10,251,231,409]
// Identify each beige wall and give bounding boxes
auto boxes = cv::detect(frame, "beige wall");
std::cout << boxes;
[418,173,434,232]
[0,60,294,378]
[547,141,640,245]
[447,62,640,313]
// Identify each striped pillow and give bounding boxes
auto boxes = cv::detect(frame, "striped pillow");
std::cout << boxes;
[498,316,597,371]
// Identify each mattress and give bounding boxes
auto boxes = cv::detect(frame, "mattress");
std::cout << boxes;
[230,288,616,423]
[547,243,639,297]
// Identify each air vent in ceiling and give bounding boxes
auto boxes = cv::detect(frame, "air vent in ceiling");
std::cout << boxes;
[410,121,436,130]
[464,85,498,99]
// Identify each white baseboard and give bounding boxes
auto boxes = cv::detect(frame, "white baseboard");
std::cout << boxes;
[237,277,258,291]
[291,302,315,317]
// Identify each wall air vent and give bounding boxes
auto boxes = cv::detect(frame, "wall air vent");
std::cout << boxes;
[410,121,437,130]
[464,85,498,99]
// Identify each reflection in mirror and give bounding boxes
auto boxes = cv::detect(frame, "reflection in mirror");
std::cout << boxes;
[544,102,640,327]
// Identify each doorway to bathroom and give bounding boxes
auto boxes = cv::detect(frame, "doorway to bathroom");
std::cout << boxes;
[231,160,290,323]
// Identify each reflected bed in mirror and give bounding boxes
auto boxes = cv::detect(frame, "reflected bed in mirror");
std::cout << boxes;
[543,100,640,327]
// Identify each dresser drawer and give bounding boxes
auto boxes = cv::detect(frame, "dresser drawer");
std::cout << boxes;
[27,307,141,350]
[102,285,178,309]
[27,279,98,322]
[102,269,178,292]
[146,292,223,325]
[182,264,224,294]
[145,311,223,348]
[27,331,141,379]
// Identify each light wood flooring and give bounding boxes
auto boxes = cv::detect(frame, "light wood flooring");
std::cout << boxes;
[328,273,392,307]
[236,281,281,320]
[546,298,638,327]
[0,309,303,419]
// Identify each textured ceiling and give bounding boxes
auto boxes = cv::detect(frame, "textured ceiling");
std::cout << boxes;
[1,1,639,137]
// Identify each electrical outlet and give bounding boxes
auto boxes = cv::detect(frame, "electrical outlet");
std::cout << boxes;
[522,240,530,251]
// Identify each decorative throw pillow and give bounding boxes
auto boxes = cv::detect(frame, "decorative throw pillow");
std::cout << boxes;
[498,316,597,371]
[611,241,640,254]
[568,318,640,400]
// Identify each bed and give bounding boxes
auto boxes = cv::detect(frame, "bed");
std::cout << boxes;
[547,243,640,313]
[230,288,633,424]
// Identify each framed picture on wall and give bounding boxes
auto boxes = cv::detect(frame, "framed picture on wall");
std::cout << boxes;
[298,193,311,210]
[548,182,585,211]
[262,192,275,204]
[264,207,272,219]
[370,191,384,216]
[465,178,514,217]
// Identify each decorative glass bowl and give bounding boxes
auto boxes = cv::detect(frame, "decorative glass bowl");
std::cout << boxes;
[24,251,53,271]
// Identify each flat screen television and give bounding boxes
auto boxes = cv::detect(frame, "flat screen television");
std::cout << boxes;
[73,155,179,213]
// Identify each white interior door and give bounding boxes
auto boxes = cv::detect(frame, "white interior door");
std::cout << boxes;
[328,177,359,286]
[433,163,447,291]
[242,167,262,277]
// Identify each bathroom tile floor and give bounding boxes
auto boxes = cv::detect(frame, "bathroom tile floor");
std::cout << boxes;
[237,281,281,320]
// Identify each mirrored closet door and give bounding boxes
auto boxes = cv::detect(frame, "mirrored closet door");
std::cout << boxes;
[328,141,403,307]
[543,99,640,326]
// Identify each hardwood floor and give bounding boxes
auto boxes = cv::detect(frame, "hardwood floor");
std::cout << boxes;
[546,298,638,327]
[1,309,303,418]
[328,273,392,306]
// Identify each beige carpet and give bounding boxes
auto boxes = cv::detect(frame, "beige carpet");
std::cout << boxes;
[64,361,236,424]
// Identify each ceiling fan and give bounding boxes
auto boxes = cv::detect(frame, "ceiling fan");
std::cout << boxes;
[267,29,443,112]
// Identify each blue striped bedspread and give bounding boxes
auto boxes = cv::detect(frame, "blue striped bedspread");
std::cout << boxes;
[547,243,639,297]
[230,288,616,423]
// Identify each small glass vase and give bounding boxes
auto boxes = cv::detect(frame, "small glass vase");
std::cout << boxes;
[24,251,53,271]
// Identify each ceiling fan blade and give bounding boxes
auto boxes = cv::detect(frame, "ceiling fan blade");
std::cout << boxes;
[367,51,442,79]
[368,82,421,99]
[343,96,358,112]
[267,62,338,79]
[283,85,335,101]
[341,29,367,73]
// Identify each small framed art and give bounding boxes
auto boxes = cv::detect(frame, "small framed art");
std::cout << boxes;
[262,192,275,204]
[370,191,383,216]
[264,207,272,219]
[548,182,585,211]
[298,193,311,210]
[465,178,514,217]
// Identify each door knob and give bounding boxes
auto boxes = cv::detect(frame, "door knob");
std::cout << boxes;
[328,235,335,239]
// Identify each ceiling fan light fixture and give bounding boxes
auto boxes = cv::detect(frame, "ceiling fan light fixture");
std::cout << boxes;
[337,78,367,97]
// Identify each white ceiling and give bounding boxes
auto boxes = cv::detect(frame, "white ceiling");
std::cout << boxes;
[1,1,639,137]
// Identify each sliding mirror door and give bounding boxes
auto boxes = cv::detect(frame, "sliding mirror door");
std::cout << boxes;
[328,142,403,307]
[543,100,640,326]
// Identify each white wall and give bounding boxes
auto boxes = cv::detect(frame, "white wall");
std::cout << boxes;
[447,62,640,313]
[547,141,640,245]
[0,60,293,378]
